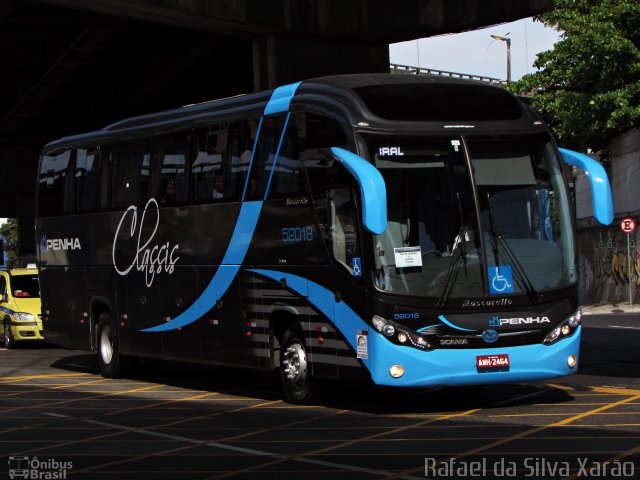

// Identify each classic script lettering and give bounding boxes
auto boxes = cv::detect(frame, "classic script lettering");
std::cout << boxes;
[112,198,180,287]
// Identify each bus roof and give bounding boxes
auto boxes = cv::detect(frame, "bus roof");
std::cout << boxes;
[42,74,541,153]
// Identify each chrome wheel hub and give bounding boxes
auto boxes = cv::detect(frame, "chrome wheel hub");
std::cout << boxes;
[100,325,113,365]
[283,343,307,384]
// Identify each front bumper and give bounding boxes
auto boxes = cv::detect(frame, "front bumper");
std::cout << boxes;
[10,322,45,341]
[367,325,581,387]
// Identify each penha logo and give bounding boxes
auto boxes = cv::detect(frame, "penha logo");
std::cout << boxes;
[112,198,180,288]
[40,234,81,252]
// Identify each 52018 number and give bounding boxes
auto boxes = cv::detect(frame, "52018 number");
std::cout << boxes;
[282,226,313,243]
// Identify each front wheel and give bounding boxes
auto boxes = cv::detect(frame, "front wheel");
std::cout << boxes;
[3,321,16,349]
[97,312,135,378]
[280,329,315,404]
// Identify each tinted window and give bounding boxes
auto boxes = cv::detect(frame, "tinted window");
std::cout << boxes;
[192,126,225,202]
[75,149,104,212]
[354,84,523,121]
[298,113,351,197]
[112,140,150,208]
[39,150,72,217]
[245,115,289,201]
[151,132,190,205]
[229,119,258,201]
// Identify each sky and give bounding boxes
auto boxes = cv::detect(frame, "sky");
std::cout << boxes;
[389,17,561,82]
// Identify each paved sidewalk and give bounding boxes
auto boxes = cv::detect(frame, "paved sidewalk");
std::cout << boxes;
[581,302,640,315]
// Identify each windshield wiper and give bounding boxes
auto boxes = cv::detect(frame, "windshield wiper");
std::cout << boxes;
[485,192,539,304]
[437,193,470,309]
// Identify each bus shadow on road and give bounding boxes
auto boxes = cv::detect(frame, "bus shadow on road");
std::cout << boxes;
[49,352,574,414]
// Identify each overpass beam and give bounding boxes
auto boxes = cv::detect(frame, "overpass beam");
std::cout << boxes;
[252,34,390,91]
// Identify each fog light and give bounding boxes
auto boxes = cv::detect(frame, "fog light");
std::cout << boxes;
[397,332,408,343]
[389,365,405,378]
[561,324,571,335]
[567,355,577,368]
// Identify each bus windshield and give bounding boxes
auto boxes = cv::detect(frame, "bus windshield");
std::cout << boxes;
[363,134,575,298]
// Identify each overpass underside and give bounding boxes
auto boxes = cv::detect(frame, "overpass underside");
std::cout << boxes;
[0,0,552,253]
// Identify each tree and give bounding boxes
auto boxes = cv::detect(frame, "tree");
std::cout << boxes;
[509,0,640,151]
[0,219,21,268]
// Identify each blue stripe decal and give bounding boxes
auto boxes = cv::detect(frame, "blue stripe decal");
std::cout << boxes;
[416,324,440,333]
[263,82,302,116]
[241,117,263,201]
[248,269,372,370]
[246,269,579,388]
[437,315,476,332]
[142,201,263,332]
[263,112,291,200]
[330,147,387,235]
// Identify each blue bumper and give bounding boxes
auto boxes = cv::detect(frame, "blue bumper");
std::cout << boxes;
[368,326,581,387]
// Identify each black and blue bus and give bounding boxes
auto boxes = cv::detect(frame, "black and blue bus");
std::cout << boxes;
[36,74,613,403]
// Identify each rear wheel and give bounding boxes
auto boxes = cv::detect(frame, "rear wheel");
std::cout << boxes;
[3,320,16,349]
[97,312,135,378]
[279,329,315,404]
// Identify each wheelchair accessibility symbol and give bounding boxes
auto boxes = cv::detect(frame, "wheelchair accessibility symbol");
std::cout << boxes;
[488,266,514,294]
[352,257,362,277]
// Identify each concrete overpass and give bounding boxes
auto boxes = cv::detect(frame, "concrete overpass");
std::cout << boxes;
[0,0,553,253]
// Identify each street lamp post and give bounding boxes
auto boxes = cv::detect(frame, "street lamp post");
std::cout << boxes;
[490,34,511,83]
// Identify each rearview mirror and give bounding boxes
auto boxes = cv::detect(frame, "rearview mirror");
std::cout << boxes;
[559,148,613,225]
[331,147,387,234]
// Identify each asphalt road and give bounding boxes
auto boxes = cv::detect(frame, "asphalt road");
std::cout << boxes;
[0,314,638,480]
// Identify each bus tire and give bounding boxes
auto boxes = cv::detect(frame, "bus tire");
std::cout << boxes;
[279,329,315,404]
[3,320,16,349]
[97,312,134,378]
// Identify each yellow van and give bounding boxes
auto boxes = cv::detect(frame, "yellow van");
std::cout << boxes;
[1,268,43,348]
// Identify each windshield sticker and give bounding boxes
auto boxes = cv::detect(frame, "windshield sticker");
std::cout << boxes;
[488,266,515,294]
[394,246,422,268]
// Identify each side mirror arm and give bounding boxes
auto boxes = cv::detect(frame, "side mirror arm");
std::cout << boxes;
[559,148,613,225]
[331,147,387,234]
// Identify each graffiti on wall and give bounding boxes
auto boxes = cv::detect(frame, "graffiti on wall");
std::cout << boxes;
[578,224,640,305]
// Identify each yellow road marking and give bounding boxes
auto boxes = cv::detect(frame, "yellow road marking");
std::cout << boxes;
[3,383,164,414]
[206,408,481,480]
[0,373,92,383]
[562,442,640,480]
[387,391,640,479]
[0,378,110,397]
[104,391,221,416]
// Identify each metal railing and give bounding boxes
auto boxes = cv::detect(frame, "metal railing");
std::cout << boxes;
[390,63,505,85]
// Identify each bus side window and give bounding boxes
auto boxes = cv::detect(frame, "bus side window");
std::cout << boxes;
[111,140,150,208]
[192,126,225,202]
[227,119,257,201]
[266,125,302,198]
[244,114,291,200]
[328,187,360,275]
[151,131,190,205]
[75,149,102,212]
[38,150,72,217]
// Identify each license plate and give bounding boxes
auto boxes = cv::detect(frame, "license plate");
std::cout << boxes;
[476,354,510,373]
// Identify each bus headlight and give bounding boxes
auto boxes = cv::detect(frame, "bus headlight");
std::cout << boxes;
[543,309,581,345]
[370,315,434,351]
[567,309,582,328]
